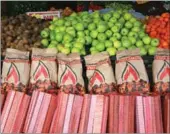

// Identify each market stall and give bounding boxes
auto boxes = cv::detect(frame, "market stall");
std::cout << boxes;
[1,1,170,133]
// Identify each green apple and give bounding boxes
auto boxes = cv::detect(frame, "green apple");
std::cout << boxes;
[85,36,92,45]
[145,45,150,49]
[59,26,66,32]
[142,36,151,45]
[76,37,86,44]
[108,21,114,28]
[130,17,137,23]
[111,25,120,33]
[131,27,141,32]
[84,30,90,36]
[118,47,126,51]
[64,42,72,48]
[103,13,112,21]
[92,40,99,47]
[115,23,123,29]
[125,21,133,29]
[49,24,55,30]
[148,47,156,55]
[48,43,56,48]
[119,17,125,24]
[66,30,76,38]
[63,33,73,43]
[55,33,63,42]
[61,47,70,55]
[66,26,74,31]
[71,47,81,53]
[114,40,122,48]
[81,49,86,55]
[113,12,120,19]
[41,30,49,38]
[51,40,58,45]
[57,19,65,26]
[128,31,138,38]
[122,39,132,48]
[121,28,129,36]
[50,31,55,40]
[124,13,132,21]
[129,37,136,45]
[138,32,146,39]
[113,33,121,40]
[96,42,105,51]
[88,23,96,31]
[91,50,99,54]
[110,37,117,42]
[97,33,107,42]
[97,24,107,33]
[106,47,117,56]
[75,23,84,31]
[65,21,71,27]
[133,21,142,27]
[151,38,159,47]
[57,44,64,52]
[136,40,144,47]
[105,40,113,48]
[71,20,78,26]
[54,27,60,33]
[105,30,113,38]
[90,47,96,51]
[74,42,84,50]
[139,47,147,56]
[109,17,117,23]
[128,46,136,50]
[77,31,85,37]
[90,30,98,39]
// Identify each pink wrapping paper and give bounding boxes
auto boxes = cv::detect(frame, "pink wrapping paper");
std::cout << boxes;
[78,94,109,133]
[23,90,57,133]
[50,92,83,133]
[136,95,163,133]
[1,90,30,133]
[108,94,135,133]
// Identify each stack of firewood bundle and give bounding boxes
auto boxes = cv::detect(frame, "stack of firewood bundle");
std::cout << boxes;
[1,48,170,133]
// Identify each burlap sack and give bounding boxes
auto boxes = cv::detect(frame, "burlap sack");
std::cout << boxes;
[153,48,170,93]
[57,53,85,95]
[29,48,58,93]
[84,52,116,94]
[116,49,149,93]
[1,48,30,92]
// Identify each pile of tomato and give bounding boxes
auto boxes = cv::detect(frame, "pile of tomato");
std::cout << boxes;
[146,13,170,49]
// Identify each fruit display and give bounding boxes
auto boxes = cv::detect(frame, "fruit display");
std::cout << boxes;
[145,12,170,49]
[105,2,132,11]
[41,10,159,56]
[1,14,50,56]
[77,2,103,12]
[49,7,73,17]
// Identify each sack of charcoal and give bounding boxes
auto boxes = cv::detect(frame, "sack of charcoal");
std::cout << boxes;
[23,48,58,133]
[29,48,58,94]
[57,53,85,95]
[1,49,31,133]
[153,48,170,93]
[1,48,30,109]
[85,52,116,94]
[115,49,150,93]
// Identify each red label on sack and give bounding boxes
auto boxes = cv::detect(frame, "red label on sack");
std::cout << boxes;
[33,61,50,81]
[157,61,170,81]
[122,62,140,81]
[5,63,20,85]
[60,66,77,85]
[89,70,105,87]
